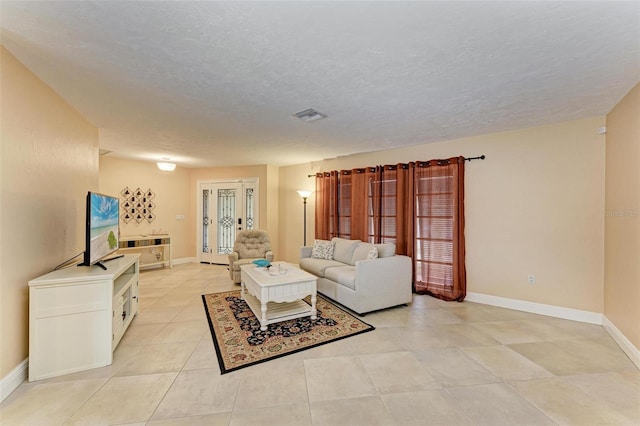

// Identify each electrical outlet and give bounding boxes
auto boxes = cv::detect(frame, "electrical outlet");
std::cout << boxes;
[527,274,536,284]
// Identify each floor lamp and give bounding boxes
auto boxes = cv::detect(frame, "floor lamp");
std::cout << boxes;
[297,190,312,246]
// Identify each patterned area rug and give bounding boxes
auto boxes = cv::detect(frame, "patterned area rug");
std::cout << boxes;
[201,290,375,374]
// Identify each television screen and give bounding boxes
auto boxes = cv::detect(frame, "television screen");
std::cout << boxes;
[84,192,120,266]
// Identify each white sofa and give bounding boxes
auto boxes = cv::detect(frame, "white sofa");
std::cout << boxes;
[299,237,412,314]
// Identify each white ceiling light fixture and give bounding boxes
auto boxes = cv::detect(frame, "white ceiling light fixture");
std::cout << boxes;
[157,158,176,171]
[292,108,327,122]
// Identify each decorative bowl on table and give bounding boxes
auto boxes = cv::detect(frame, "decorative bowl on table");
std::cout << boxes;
[268,264,287,276]
[252,259,271,268]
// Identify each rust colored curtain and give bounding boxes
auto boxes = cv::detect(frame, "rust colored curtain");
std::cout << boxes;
[413,157,466,301]
[314,156,466,301]
[337,171,352,238]
[314,172,338,240]
[390,163,414,258]
[366,166,383,244]
[369,164,414,257]
[350,167,376,242]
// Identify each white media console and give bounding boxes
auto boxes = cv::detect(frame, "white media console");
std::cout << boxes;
[28,254,140,381]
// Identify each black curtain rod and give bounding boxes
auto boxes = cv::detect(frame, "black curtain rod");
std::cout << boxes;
[307,155,486,177]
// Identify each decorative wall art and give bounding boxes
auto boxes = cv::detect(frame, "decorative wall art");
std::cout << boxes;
[121,187,156,224]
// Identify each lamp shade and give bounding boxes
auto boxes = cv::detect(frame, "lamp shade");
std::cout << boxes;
[297,190,312,198]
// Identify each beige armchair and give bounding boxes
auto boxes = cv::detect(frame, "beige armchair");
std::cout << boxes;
[228,229,274,283]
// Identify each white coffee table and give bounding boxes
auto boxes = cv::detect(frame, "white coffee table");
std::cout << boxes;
[240,262,317,331]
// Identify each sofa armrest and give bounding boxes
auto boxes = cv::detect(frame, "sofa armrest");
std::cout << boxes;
[354,255,413,310]
[265,251,274,262]
[229,251,239,264]
[300,246,313,259]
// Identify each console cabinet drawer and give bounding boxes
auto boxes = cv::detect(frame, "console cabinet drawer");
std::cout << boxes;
[31,280,111,319]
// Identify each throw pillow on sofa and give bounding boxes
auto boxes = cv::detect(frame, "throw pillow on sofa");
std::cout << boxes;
[367,246,378,259]
[311,239,334,260]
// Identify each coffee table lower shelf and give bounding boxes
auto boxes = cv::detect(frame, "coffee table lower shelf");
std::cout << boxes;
[243,292,315,330]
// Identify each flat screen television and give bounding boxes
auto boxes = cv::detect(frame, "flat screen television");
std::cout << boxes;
[81,191,121,269]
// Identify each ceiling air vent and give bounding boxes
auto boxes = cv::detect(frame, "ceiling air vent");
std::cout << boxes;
[292,108,327,122]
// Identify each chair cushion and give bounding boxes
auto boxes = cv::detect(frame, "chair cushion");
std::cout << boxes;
[350,242,378,265]
[331,238,361,264]
[324,265,356,290]
[299,258,344,277]
[231,257,266,271]
[233,230,272,258]
[311,239,334,260]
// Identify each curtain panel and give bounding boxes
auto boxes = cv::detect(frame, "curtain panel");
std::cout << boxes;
[314,156,466,301]
[314,171,338,240]
[413,157,466,301]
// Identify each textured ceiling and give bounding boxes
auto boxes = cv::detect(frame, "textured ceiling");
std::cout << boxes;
[1,1,639,168]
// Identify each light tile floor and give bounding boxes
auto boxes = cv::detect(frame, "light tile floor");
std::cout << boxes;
[2,263,639,425]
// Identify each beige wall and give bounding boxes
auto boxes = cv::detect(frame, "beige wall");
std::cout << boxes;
[0,47,99,377]
[278,163,316,260]
[98,156,192,262]
[266,165,280,256]
[604,83,640,349]
[97,162,276,262]
[279,117,606,313]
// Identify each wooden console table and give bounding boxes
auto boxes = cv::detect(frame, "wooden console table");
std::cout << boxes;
[118,234,172,269]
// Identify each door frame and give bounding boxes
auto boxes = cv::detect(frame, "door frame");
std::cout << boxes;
[196,178,260,264]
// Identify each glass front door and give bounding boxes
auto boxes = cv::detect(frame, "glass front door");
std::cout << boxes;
[198,180,258,264]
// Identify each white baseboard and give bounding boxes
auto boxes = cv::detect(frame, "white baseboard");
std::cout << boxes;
[173,257,197,265]
[1,358,27,402]
[138,257,198,270]
[603,315,640,369]
[461,293,639,369]
[465,292,603,325]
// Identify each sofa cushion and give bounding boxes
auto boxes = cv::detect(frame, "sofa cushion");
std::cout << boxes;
[311,239,334,260]
[324,265,356,290]
[299,258,344,277]
[350,242,378,265]
[331,238,361,264]
[375,242,396,258]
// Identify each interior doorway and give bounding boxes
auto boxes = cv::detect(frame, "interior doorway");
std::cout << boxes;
[197,179,258,264]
